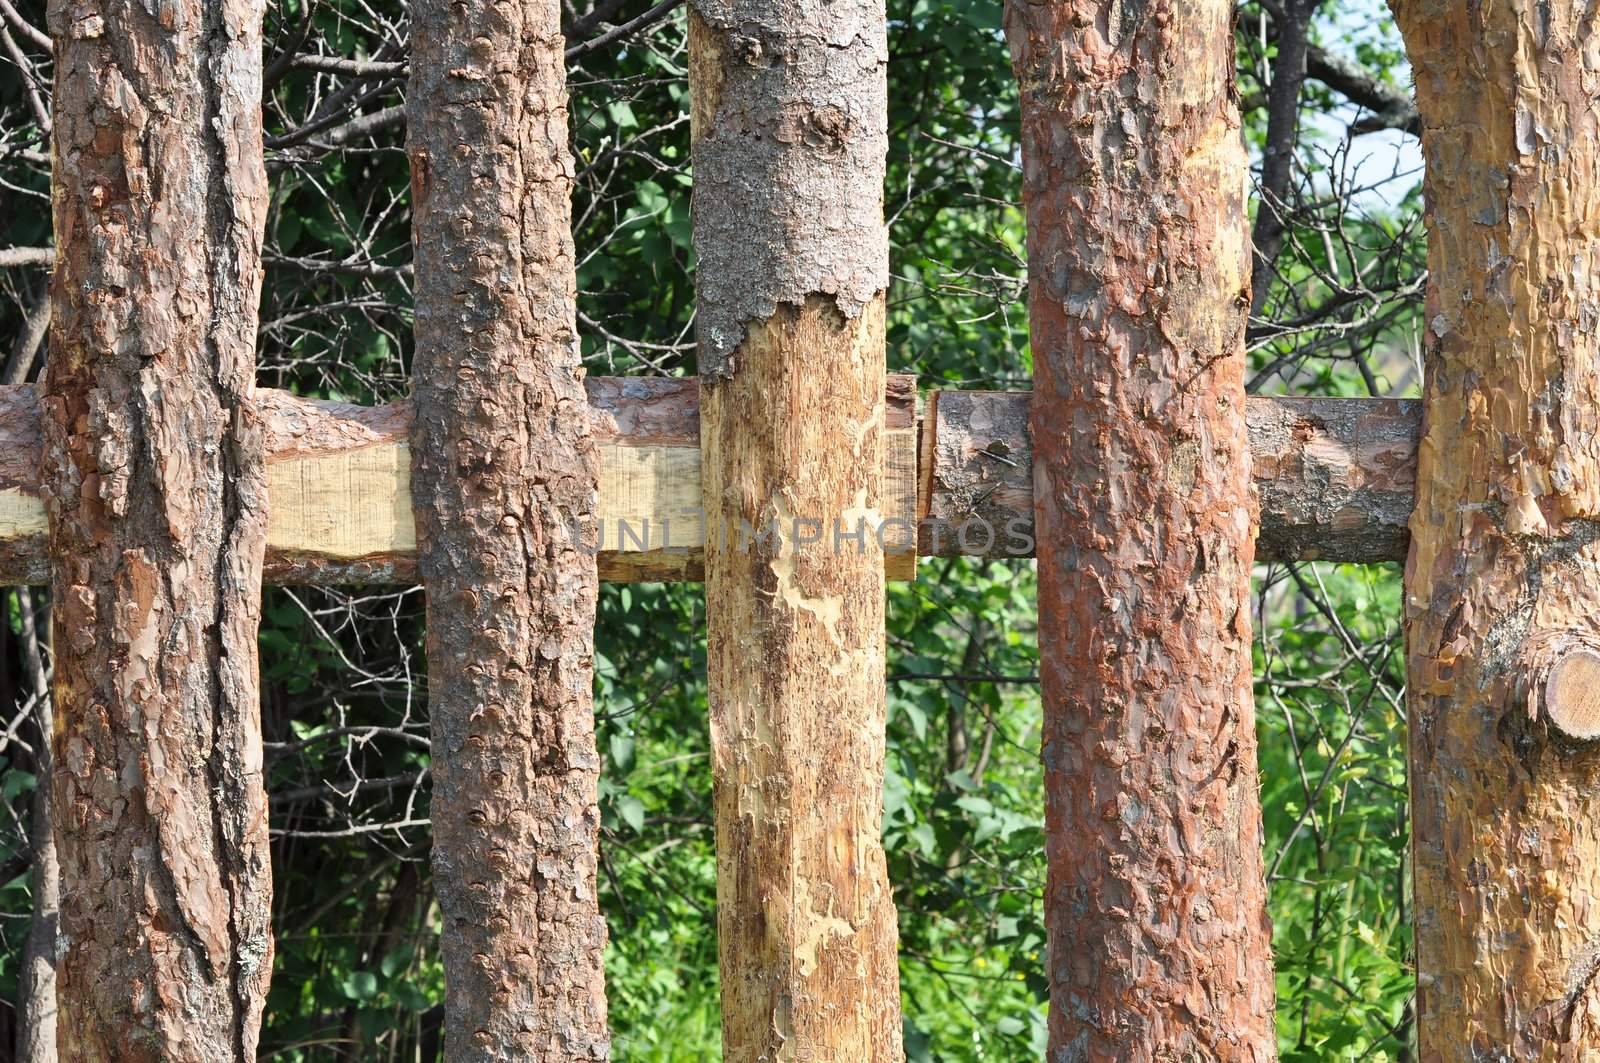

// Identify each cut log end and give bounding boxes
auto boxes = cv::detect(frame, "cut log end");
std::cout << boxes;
[1544,649,1600,742]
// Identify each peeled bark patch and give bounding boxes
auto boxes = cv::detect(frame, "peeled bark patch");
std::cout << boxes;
[700,299,904,1063]
[1005,0,1278,1056]
[407,0,610,1058]
[1395,0,1600,1053]
[44,0,273,1054]
[690,2,903,1057]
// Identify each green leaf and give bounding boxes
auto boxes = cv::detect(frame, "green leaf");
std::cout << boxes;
[903,1019,933,1063]
[618,795,646,834]
[608,101,639,130]
[955,796,994,817]
[340,971,379,1001]
[380,946,414,979]
[897,699,927,741]
[2,770,34,803]
[610,732,636,773]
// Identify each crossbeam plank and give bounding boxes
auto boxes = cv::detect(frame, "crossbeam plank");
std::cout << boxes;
[0,382,1419,585]
[922,390,1420,565]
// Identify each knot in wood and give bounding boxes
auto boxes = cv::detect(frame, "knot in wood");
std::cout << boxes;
[1544,648,1600,742]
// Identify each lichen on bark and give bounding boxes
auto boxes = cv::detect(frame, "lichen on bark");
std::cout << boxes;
[686,0,889,378]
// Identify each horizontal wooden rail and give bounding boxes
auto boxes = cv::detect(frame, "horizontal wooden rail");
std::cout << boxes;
[923,390,1420,566]
[0,380,1418,585]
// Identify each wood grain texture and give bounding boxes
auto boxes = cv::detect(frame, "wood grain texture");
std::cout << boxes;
[690,0,904,1056]
[44,0,273,1049]
[1544,651,1600,743]
[1007,0,1278,1056]
[698,301,906,1063]
[407,0,610,1053]
[0,379,914,585]
[1395,0,1600,1055]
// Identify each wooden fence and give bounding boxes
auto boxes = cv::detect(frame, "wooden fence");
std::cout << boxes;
[22,0,1600,1058]
[0,382,1417,582]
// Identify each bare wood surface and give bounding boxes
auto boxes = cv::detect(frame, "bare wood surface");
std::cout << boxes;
[0,383,1419,585]
[1544,650,1600,743]
[689,0,905,1055]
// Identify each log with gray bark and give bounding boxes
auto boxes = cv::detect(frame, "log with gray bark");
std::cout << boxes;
[406,0,611,1049]
[0,382,1418,585]
[921,389,1419,566]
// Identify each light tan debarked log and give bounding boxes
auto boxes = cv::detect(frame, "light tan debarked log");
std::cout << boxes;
[0,381,1417,585]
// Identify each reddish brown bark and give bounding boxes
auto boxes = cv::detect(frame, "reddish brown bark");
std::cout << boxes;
[1006,1,1277,1057]
[1395,0,1600,1054]
[44,0,274,1052]
[688,0,903,1057]
[406,0,610,1056]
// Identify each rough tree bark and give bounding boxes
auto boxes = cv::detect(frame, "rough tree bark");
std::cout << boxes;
[44,0,274,1052]
[407,0,610,1056]
[688,0,903,1058]
[1394,0,1600,1054]
[1005,1,1278,1058]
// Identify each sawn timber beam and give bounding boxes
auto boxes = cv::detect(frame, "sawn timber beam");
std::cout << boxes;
[0,378,1419,585]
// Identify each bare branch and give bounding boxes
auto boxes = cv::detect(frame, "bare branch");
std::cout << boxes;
[0,247,52,268]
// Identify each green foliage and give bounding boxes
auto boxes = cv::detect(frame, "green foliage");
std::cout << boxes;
[1257,564,1412,1059]
[886,562,1047,1060]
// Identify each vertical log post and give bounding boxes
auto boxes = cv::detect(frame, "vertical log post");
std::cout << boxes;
[44,0,275,1051]
[688,0,904,1058]
[1395,0,1600,1051]
[407,0,611,1057]
[1005,1,1279,1056]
